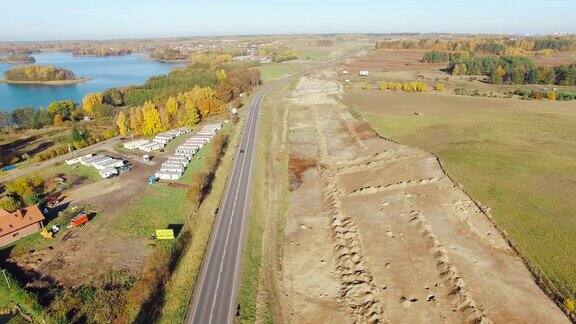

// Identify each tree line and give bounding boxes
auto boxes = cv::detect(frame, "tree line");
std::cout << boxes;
[448,56,576,85]
[376,36,576,54]
[4,64,76,81]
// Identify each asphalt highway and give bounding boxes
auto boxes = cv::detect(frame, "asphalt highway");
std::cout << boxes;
[186,83,273,324]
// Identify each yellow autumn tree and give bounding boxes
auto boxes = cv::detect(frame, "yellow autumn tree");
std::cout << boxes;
[159,107,170,130]
[547,91,557,101]
[53,113,63,126]
[116,111,128,136]
[82,92,102,116]
[182,99,200,126]
[129,106,143,135]
[216,69,227,82]
[435,83,445,91]
[141,101,164,136]
[165,96,179,124]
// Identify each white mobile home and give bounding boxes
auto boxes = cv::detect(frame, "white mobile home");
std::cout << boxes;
[99,167,118,178]
[359,70,369,76]
[139,142,164,152]
[65,153,94,165]
[155,170,182,180]
[160,165,184,173]
[123,139,150,150]
[82,155,110,166]
[167,155,189,163]
[175,151,194,159]
[162,162,185,169]
[94,158,124,170]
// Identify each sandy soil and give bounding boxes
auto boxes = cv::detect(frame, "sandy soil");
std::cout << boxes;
[280,70,568,323]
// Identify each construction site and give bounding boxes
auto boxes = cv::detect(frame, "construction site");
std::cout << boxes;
[258,69,570,323]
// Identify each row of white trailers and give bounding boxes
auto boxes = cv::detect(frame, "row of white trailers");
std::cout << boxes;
[65,153,125,178]
[154,124,222,181]
[123,127,191,152]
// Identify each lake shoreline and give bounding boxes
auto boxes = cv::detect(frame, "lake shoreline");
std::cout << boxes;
[0,77,91,86]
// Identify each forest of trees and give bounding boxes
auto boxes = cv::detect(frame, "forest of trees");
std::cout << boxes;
[72,47,132,57]
[4,64,76,82]
[0,53,35,63]
[421,51,470,63]
[376,36,576,54]
[448,56,576,86]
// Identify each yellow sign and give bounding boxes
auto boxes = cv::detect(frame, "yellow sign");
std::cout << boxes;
[155,229,175,240]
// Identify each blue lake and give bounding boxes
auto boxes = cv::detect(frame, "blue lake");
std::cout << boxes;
[0,52,182,112]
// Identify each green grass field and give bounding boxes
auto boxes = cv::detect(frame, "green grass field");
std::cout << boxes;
[113,139,214,237]
[348,92,576,302]
[254,62,312,83]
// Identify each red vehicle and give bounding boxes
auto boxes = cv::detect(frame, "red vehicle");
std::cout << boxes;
[68,214,89,228]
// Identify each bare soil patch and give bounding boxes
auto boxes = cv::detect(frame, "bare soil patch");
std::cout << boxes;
[288,155,316,191]
[531,52,576,66]
[279,71,568,323]
[344,49,438,72]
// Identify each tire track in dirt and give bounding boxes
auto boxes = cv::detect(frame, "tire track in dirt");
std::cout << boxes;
[406,209,491,323]
[312,106,387,323]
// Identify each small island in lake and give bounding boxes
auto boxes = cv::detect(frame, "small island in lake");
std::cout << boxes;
[1,64,90,85]
[149,49,188,62]
[72,47,132,57]
[0,53,36,64]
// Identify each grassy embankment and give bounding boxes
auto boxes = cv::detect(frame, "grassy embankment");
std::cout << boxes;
[345,90,576,309]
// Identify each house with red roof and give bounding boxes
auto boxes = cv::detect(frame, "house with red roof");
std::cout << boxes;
[0,205,45,247]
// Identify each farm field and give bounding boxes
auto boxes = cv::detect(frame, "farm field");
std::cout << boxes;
[343,88,576,308]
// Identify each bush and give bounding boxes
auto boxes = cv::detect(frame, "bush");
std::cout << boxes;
[0,195,22,212]
[435,83,445,91]
[378,81,427,93]
[421,51,450,63]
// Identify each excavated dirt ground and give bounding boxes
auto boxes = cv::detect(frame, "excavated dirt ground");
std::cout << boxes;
[280,70,569,323]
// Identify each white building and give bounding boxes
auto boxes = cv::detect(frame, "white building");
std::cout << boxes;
[65,153,94,165]
[160,164,184,173]
[99,167,118,178]
[155,170,182,180]
[359,70,369,76]
[175,151,194,159]
[93,158,124,170]
[139,142,164,152]
[81,155,110,166]
[167,155,189,164]
[123,139,150,150]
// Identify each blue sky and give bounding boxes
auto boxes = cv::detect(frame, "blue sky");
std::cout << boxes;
[1,0,575,41]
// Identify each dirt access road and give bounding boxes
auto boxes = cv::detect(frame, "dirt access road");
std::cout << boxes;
[279,70,568,323]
